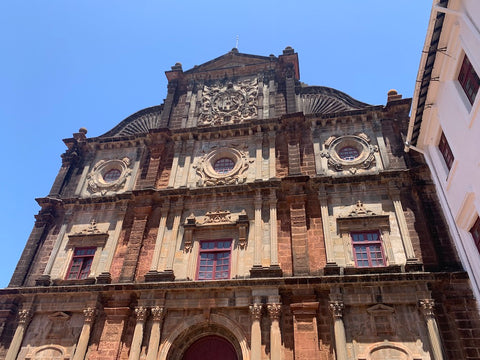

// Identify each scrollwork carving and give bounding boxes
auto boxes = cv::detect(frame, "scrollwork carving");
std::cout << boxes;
[267,303,282,321]
[151,306,165,321]
[83,307,96,323]
[199,79,258,126]
[134,306,148,322]
[419,299,435,318]
[250,303,263,321]
[329,301,344,319]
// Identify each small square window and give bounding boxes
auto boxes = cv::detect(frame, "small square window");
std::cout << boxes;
[458,54,480,105]
[66,247,95,280]
[438,132,454,171]
[197,240,232,280]
[470,216,480,254]
[351,231,385,267]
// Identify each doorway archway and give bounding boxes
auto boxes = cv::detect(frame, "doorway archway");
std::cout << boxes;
[183,335,237,360]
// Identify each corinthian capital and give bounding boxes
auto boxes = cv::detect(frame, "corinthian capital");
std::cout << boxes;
[83,307,96,323]
[250,303,263,321]
[134,306,149,322]
[267,303,282,321]
[151,306,165,321]
[419,299,435,317]
[18,309,33,325]
[329,301,344,319]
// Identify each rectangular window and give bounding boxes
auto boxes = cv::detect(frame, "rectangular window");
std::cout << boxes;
[351,231,385,267]
[438,132,454,171]
[66,247,95,280]
[470,216,480,253]
[197,240,232,280]
[458,54,480,105]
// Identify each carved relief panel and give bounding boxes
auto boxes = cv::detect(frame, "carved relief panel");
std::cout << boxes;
[198,79,258,126]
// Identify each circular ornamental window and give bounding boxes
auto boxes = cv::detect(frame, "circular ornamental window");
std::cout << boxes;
[213,158,235,174]
[338,146,360,161]
[103,168,121,183]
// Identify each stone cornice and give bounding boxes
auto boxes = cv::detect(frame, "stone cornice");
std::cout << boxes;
[2,271,468,296]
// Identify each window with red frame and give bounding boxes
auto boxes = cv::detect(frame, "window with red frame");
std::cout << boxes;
[197,240,232,280]
[438,132,454,171]
[470,216,480,253]
[66,247,95,280]
[458,54,480,105]
[351,231,385,267]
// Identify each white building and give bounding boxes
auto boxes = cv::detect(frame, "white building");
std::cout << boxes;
[407,0,480,303]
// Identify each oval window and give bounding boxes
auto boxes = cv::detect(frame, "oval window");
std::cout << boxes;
[213,158,235,174]
[103,168,121,183]
[338,146,360,161]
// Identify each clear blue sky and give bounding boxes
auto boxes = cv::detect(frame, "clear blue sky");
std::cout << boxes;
[0,1,432,287]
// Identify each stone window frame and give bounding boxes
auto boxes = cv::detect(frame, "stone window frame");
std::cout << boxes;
[65,247,96,280]
[458,53,480,106]
[351,230,386,268]
[438,131,454,171]
[196,239,233,280]
[336,202,393,268]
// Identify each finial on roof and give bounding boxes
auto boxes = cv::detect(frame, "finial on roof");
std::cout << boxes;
[283,46,294,55]
[79,127,87,135]
[235,35,239,49]
[387,89,402,102]
[171,62,183,71]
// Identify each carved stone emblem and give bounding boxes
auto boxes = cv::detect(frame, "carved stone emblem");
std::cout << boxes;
[87,157,132,195]
[321,134,378,174]
[199,79,257,126]
[193,146,252,186]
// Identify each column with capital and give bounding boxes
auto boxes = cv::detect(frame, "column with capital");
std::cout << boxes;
[329,301,347,360]
[251,191,263,273]
[249,302,263,360]
[267,303,282,360]
[72,307,96,360]
[146,306,165,360]
[5,309,32,360]
[129,306,148,360]
[419,299,445,360]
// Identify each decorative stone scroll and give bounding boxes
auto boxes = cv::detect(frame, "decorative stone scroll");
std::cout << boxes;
[321,133,378,174]
[87,157,132,195]
[198,79,258,126]
[183,210,249,251]
[67,218,109,248]
[329,301,344,319]
[250,303,263,321]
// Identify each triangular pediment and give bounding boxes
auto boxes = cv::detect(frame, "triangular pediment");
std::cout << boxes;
[185,49,273,74]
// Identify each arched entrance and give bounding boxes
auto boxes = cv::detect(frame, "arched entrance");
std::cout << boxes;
[183,335,237,360]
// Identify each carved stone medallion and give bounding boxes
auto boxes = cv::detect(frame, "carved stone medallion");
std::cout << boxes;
[193,146,252,186]
[86,157,132,195]
[321,133,378,174]
[199,79,257,126]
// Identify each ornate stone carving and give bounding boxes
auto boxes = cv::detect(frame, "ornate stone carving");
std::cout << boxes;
[250,303,263,321]
[86,157,132,195]
[151,306,165,321]
[419,299,435,317]
[73,218,102,235]
[321,134,378,174]
[18,309,32,325]
[193,146,252,187]
[83,307,96,323]
[329,301,344,319]
[267,303,282,320]
[134,306,148,322]
[199,79,258,126]
[346,200,376,217]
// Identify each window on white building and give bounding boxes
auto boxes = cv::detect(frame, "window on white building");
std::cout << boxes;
[458,54,480,105]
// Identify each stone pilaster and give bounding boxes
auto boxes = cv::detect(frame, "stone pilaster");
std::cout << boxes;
[419,299,445,360]
[268,131,276,179]
[146,306,165,360]
[288,195,309,275]
[267,303,282,360]
[250,302,263,360]
[329,301,347,360]
[119,205,151,282]
[251,191,263,273]
[389,185,419,268]
[255,132,263,180]
[72,307,96,360]
[145,203,170,281]
[163,198,183,280]
[5,309,32,360]
[129,306,148,360]
[318,187,339,273]
[168,140,182,188]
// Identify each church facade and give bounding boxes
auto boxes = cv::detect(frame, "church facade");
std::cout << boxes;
[1,47,479,360]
